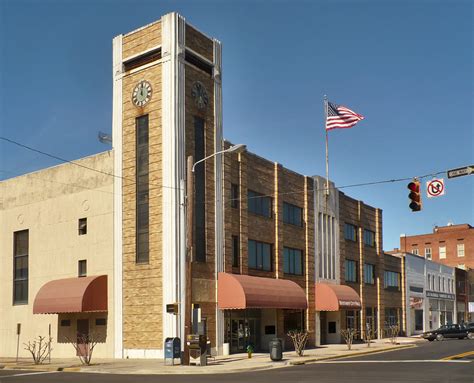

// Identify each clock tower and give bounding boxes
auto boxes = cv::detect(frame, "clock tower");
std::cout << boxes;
[112,13,224,358]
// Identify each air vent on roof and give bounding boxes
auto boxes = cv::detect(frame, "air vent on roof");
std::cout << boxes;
[123,47,162,71]
[185,49,213,76]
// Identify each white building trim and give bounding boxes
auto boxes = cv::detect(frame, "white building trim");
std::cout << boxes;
[112,33,123,359]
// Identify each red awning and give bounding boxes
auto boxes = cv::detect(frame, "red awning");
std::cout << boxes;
[217,272,307,310]
[315,283,361,311]
[33,275,107,314]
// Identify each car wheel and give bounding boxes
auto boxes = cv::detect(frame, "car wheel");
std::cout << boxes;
[467,332,474,340]
[427,338,434,342]
[436,334,444,341]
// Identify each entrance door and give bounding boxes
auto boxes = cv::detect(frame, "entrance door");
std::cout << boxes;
[414,310,423,331]
[77,319,89,357]
[230,318,260,353]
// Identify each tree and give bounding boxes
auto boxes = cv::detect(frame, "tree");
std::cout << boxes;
[387,324,400,345]
[66,332,103,365]
[287,330,309,356]
[364,323,376,347]
[341,328,357,350]
[24,336,52,365]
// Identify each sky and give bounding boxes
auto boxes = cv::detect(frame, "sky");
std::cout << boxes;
[1,0,472,251]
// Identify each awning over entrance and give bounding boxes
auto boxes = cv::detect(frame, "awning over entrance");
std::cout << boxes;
[217,272,307,310]
[33,275,107,314]
[315,283,361,311]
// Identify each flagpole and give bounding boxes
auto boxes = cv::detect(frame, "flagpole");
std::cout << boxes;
[324,95,329,195]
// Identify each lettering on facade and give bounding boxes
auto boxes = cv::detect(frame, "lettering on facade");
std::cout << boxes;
[425,291,455,300]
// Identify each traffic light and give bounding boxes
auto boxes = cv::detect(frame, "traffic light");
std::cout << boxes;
[407,180,422,212]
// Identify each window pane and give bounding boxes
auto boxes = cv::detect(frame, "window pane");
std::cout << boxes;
[262,244,271,271]
[14,256,28,279]
[248,240,257,269]
[283,248,290,273]
[14,231,29,256]
[14,280,28,303]
[294,250,302,275]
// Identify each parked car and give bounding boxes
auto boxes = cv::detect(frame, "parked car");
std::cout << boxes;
[422,323,474,341]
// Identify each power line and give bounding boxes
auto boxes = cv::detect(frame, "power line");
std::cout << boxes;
[2,135,451,208]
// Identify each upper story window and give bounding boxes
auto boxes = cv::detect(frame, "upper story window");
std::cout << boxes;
[364,263,375,285]
[248,240,272,271]
[283,247,303,275]
[344,223,357,242]
[384,270,400,290]
[438,276,441,291]
[427,274,431,288]
[232,235,240,268]
[425,247,432,259]
[439,246,446,259]
[13,230,29,305]
[345,259,358,283]
[231,184,239,209]
[457,243,465,257]
[78,260,87,277]
[411,248,419,255]
[136,115,149,264]
[78,218,87,235]
[363,229,375,247]
[283,202,303,227]
[248,190,272,218]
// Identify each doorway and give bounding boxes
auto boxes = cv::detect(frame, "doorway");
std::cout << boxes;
[76,319,89,357]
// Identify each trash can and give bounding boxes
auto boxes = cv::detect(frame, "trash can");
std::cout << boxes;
[164,337,181,365]
[269,338,283,361]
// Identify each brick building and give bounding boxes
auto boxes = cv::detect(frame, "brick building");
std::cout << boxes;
[399,224,474,270]
[0,12,405,360]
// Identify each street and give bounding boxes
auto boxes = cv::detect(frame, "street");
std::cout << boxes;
[1,339,473,383]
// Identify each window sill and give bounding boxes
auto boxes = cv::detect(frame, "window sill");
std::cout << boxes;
[13,302,28,306]
[248,211,273,220]
[283,222,304,229]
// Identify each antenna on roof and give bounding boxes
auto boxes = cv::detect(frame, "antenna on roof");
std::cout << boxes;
[98,132,112,145]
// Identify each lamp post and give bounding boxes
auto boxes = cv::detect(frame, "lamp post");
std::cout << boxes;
[183,144,246,365]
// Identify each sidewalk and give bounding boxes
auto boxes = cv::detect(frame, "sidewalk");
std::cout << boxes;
[0,336,424,375]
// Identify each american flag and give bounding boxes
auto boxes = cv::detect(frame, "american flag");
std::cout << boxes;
[326,101,364,131]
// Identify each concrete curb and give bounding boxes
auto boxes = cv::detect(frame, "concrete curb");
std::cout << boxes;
[288,344,417,365]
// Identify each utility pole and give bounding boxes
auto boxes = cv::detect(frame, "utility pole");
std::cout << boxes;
[183,155,194,365]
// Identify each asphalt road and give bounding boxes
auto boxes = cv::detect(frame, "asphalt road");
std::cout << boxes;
[1,339,473,383]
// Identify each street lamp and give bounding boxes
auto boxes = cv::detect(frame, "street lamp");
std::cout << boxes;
[183,143,246,365]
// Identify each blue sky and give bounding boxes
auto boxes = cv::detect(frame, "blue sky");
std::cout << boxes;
[1,0,472,250]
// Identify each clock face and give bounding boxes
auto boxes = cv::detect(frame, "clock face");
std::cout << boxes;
[132,81,152,107]
[191,81,209,110]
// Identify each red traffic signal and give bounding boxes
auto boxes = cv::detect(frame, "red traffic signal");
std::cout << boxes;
[407,180,422,212]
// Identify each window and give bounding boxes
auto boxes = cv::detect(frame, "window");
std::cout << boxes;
[412,248,419,255]
[385,308,399,328]
[425,247,432,259]
[231,184,239,209]
[439,246,446,259]
[283,247,303,275]
[364,263,375,284]
[78,260,87,277]
[438,276,441,291]
[363,229,375,247]
[60,320,71,327]
[457,264,466,270]
[194,116,206,262]
[136,115,149,264]
[248,240,272,271]
[95,318,107,326]
[345,259,358,283]
[384,271,400,290]
[457,243,465,257]
[232,235,240,268]
[284,310,304,333]
[283,202,303,227]
[78,218,87,235]
[442,277,445,292]
[13,230,29,305]
[247,190,272,217]
[344,223,357,241]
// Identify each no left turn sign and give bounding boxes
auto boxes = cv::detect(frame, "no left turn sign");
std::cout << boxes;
[426,178,445,198]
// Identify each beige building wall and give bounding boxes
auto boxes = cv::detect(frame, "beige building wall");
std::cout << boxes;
[0,151,115,358]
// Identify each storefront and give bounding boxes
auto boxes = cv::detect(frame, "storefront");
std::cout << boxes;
[426,291,455,327]
[315,283,361,344]
[218,273,307,353]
